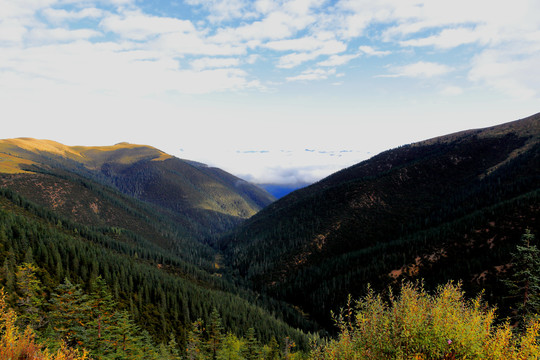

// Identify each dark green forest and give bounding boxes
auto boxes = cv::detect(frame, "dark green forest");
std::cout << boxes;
[222,117,540,328]
[0,188,314,356]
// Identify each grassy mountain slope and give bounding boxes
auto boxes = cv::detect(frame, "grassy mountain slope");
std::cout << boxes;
[221,112,540,326]
[0,139,274,244]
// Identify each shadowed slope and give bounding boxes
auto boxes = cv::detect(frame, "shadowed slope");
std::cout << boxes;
[221,112,540,326]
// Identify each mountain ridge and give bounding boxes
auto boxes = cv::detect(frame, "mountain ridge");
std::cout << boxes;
[221,112,540,326]
[0,138,275,245]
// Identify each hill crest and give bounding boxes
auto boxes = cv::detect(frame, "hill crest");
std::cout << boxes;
[0,138,174,173]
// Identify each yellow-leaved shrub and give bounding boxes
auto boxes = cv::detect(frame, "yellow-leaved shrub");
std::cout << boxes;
[0,288,89,360]
[314,282,539,360]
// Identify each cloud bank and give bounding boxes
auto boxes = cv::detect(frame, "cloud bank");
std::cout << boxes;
[1,0,539,186]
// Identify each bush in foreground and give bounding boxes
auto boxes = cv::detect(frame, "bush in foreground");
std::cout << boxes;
[0,288,89,360]
[311,282,539,360]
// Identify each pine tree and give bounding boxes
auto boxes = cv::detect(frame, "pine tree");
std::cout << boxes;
[186,319,205,360]
[48,278,91,347]
[15,263,45,330]
[110,310,143,358]
[1,258,15,294]
[208,307,224,360]
[265,337,280,360]
[167,333,181,360]
[504,229,540,325]
[243,328,260,360]
[87,276,117,357]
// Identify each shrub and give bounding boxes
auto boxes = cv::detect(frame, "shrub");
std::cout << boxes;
[314,282,539,359]
[0,288,89,360]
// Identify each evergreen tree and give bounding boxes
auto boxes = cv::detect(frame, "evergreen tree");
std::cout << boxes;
[15,263,45,330]
[208,307,224,360]
[243,328,260,360]
[87,276,117,357]
[264,337,280,360]
[48,278,91,347]
[110,310,143,358]
[1,258,15,294]
[504,229,540,324]
[186,319,205,360]
[166,333,181,360]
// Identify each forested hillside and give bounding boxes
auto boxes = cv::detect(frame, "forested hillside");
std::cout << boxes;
[0,140,316,357]
[0,139,274,244]
[221,113,540,327]
[0,187,313,355]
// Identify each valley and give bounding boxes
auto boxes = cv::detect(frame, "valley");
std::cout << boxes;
[0,113,538,358]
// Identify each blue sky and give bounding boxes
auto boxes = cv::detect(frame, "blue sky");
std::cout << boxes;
[1,0,539,186]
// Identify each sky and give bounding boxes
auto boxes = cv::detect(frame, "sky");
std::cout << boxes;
[1,0,539,187]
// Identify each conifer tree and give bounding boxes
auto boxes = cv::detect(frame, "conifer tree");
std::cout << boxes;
[1,258,15,294]
[243,328,260,360]
[208,307,224,360]
[186,319,205,360]
[48,278,91,347]
[87,276,117,357]
[265,337,280,360]
[504,229,540,324]
[167,333,181,360]
[110,310,143,358]
[15,263,45,330]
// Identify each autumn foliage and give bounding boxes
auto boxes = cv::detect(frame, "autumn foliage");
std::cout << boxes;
[0,287,89,360]
[311,282,540,360]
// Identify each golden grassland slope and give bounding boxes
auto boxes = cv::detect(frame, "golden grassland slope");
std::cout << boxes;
[0,138,172,174]
[0,137,275,244]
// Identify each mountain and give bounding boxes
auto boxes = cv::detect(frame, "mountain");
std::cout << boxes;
[221,113,540,326]
[0,139,274,246]
[0,138,314,350]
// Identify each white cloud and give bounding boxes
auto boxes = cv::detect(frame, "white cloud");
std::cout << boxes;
[317,53,358,67]
[245,54,259,64]
[469,48,540,99]
[0,0,56,43]
[358,45,390,57]
[266,36,339,52]
[400,27,488,49]
[191,57,240,70]
[155,31,246,56]
[28,28,102,42]
[286,68,336,81]
[100,10,196,40]
[271,35,347,68]
[0,0,56,18]
[277,52,318,69]
[0,19,28,42]
[440,86,463,96]
[42,7,104,23]
[0,39,256,96]
[380,61,453,78]
[211,10,314,43]
[254,0,277,15]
